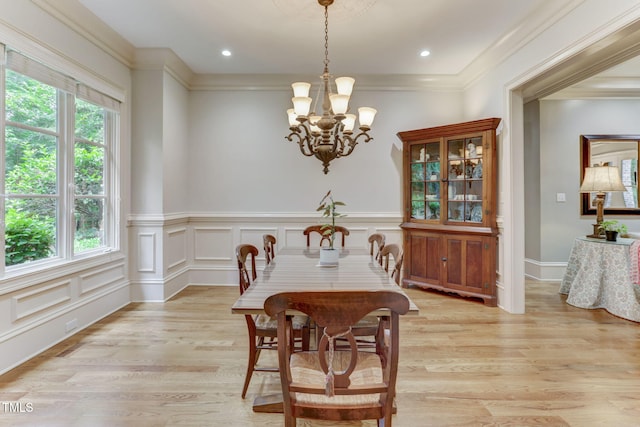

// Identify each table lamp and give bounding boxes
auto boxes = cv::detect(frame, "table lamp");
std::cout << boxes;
[579,166,626,238]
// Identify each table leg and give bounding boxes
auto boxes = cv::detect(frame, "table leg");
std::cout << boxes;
[252,393,283,413]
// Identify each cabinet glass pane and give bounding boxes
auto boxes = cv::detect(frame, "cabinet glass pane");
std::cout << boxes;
[409,140,442,221]
[448,138,465,160]
[466,137,483,159]
[411,144,424,162]
[411,201,426,219]
[411,163,425,181]
[411,182,425,200]
[426,201,440,220]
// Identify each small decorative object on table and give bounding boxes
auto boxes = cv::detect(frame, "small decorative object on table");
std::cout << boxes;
[317,190,346,265]
[598,220,628,242]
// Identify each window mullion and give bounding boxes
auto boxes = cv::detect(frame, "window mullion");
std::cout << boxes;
[60,91,74,259]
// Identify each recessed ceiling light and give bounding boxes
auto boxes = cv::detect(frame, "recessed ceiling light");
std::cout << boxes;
[420,50,430,57]
[221,49,232,57]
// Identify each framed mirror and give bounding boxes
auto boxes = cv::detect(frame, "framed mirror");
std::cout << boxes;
[581,134,639,216]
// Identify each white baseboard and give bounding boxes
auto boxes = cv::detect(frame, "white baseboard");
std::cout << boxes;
[525,258,567,282]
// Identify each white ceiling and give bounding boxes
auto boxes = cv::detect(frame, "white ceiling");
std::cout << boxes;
[76,0,574,77]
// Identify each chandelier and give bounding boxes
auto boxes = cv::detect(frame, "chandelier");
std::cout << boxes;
[285,0,377,174]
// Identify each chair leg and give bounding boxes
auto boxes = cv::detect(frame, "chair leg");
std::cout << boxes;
[301,325,310,351]
[285,415,296,427]
[242,324,257,398]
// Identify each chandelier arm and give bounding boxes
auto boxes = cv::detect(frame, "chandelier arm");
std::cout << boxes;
[298,124,321,154]
[285,126,315,157]
[340,131,373,157]
[330,130,347,157]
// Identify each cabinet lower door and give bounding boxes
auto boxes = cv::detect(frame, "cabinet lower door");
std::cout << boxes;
[407,233,442,285]
[443,234,496,304]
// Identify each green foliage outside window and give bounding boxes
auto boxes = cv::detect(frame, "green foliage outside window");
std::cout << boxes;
[5,209,54,266]
[4,69,107,266]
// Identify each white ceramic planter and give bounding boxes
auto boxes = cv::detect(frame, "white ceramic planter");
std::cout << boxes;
[319,248,340,265]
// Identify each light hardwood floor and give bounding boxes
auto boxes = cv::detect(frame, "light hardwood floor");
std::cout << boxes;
[0,281,638,426]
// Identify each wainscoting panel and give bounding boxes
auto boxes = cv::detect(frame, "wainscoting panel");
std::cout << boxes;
[11,280,72,322]
[137,232,156,273]
[79,263,126,296]
[193,227,233,261]
[166,227,187,272]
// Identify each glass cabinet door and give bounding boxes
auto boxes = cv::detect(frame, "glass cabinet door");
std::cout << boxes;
[410,141,440,220]
[446,136,484,223]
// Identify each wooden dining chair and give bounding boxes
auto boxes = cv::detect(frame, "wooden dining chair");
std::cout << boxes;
[368,233,386,265]
[380,243,404,286]
[263,234,276,264]
[303,224,350,247]
[235,244,310,399]
[264,290,410,427]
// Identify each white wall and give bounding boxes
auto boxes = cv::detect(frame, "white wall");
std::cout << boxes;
[187,88,463,214]
[539,98,640,261]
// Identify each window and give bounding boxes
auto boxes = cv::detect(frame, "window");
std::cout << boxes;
[2,46,120,272]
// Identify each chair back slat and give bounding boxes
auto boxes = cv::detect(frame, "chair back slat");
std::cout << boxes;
[367,233,386,264]
[381,243,403,286]
[236,244,258,295]
[303,225,350,247]
[263,234,276,264]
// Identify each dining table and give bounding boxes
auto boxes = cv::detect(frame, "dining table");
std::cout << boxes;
[231,246,419,412]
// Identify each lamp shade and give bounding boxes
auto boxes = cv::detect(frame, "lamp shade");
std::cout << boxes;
[580,166,627,192]
[292,96,312,117]
[287,109,299,127]
[292,82,311,98]
[329,94,350,115]
[342,114,356,132]
[335,77,355,96]
[358,107,377,128]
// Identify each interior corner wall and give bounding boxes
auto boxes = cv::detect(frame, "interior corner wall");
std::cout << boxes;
[131,68,164,215]
[129,68,191,301]
[162,73,189,215]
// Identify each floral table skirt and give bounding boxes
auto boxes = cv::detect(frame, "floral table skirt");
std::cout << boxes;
[559,237,640,322]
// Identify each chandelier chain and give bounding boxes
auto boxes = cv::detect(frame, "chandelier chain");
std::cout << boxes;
[324,5,329,70]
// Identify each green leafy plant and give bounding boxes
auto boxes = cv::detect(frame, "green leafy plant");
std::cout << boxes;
[599,220,628,235]
[317,190,346,250]
[5,209,54,266]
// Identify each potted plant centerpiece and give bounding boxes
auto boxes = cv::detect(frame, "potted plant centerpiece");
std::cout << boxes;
[599,220,628,242]
[317,190,345,265]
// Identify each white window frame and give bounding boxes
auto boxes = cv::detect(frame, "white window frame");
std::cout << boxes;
[0,44,121,277]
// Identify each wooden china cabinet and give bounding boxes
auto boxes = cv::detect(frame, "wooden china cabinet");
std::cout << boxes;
[397,118,500,306]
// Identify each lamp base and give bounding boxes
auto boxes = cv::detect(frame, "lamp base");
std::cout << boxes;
[587,223,604,239]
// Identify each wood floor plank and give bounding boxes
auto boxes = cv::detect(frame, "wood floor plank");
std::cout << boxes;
[0,281,638,426]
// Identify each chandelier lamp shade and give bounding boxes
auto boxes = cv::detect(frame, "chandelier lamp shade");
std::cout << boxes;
[579,165,627,238]
[285,0,377,174]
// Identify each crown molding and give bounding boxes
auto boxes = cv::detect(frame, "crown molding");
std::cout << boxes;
[31,0,135,68]
[521,5,640,103]
[132,48,194,88]
[543,76,640,99]
[189,73,464,92]
[459,0,584,89]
